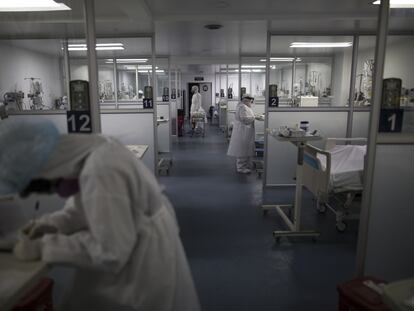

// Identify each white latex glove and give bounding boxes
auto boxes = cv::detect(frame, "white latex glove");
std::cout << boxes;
[13,234,42,261]
[22,219,58,240]
[255,114,265,121]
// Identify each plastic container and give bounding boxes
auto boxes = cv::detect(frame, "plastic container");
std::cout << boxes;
[300,121,310,132]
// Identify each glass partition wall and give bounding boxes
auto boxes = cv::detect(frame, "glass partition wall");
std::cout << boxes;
[382,35,414,133]
[0,39,69,111]
[214,64,240,101]
[269,35,353,107]
[0,3,86,114]
[68,37,154,109]
[240,57,266,100]
[1,35,155,111]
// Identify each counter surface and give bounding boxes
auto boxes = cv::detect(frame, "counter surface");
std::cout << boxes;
[126,145,149,159]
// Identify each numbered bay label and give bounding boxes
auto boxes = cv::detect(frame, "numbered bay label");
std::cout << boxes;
[379,108,404,133]
[67,111,92,133]
[269,96,279,107]
[143,98,153,109]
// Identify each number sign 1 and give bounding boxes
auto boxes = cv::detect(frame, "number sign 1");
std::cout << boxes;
[379,109,404,133]
[67,111,92,133]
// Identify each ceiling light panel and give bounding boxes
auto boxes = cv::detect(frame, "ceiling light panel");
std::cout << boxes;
[260,58,302,62]
[373,0,414,8]
[0,0,71,12]
[106,59,149,64]
[241,65,266,69]
[290,42,352,48]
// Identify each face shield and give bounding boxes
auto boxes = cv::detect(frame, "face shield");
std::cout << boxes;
[241,94,254,106]
[0,118,60,197]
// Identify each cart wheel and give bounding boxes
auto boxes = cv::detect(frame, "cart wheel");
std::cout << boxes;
[317,203,327,214]
[275,236,281,244]
[312,237,318,243]
[262,209,268,216]
[336,222,347,233]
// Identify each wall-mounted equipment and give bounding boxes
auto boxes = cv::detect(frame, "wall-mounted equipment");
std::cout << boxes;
[228,86,233,99]
[70,80,90,111]
[25,77,44,110]
[162,87,169,102]
[379,78,404,133]
[382,78,402,109]
[143,86,153,109]
[241,87,247,98]
[3,91,24,111]
[269,84,279,107]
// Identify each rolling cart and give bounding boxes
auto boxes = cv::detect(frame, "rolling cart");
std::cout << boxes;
[191,115,206,137]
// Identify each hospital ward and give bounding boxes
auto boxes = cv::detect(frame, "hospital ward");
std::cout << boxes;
[1,0,414,310]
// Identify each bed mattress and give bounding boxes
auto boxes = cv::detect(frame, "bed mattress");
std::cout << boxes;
[317,145,366,192]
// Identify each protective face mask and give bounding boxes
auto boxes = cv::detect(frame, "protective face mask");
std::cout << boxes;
[20,178,79,198]
[56,179,80,198]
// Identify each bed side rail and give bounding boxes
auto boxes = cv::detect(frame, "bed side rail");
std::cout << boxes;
[325,137,367,150]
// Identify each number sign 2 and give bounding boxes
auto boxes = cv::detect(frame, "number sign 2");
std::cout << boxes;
[379,109,404,133]
[67,111,92,133]
[269,96,279,107]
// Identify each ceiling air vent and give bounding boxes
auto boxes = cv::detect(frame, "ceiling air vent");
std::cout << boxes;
[204,24,223,30]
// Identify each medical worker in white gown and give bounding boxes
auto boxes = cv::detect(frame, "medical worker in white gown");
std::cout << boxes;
[190,85,205,130]
[227,94,256,174]
[0,119,201,311]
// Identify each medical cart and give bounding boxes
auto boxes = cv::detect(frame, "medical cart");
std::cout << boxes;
[263,132,322,242]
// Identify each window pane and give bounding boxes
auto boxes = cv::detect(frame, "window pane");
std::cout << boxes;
[270,35,353,107]
[1,39,66,111]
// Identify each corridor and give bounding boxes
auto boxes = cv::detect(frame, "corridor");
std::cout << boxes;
[160,124,358,311]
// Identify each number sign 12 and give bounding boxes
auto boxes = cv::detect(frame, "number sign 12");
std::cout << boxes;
[67,111,92,133]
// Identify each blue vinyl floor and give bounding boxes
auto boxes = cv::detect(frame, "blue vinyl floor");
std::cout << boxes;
[159,123,358,311]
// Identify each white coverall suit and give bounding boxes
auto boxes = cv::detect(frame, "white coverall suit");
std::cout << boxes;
[36,134,201,311]
[190,92,205,127]
[227,102,256,172]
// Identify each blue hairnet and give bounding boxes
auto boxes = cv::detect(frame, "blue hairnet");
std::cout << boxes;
[0,118,60,196]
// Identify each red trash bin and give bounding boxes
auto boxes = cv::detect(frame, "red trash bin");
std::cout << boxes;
[337,277,390,311]
[13,278,54,311]
[177,114,184,137]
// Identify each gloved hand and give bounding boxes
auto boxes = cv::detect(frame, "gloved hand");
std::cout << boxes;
[22,219,58,240]
[13,234,42,261]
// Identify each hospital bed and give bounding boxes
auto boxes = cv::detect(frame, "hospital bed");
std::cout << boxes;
[303,138,367,232]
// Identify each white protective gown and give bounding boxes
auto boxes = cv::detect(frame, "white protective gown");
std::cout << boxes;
[190,92,205,116]
[37,135,201,311]
[227,103,256,157]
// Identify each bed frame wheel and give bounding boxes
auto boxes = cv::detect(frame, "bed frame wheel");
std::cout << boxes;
[336,222,347,233]
[317,203,327,214]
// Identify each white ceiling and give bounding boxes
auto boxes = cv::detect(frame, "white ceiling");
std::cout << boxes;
[0,0,412,60]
